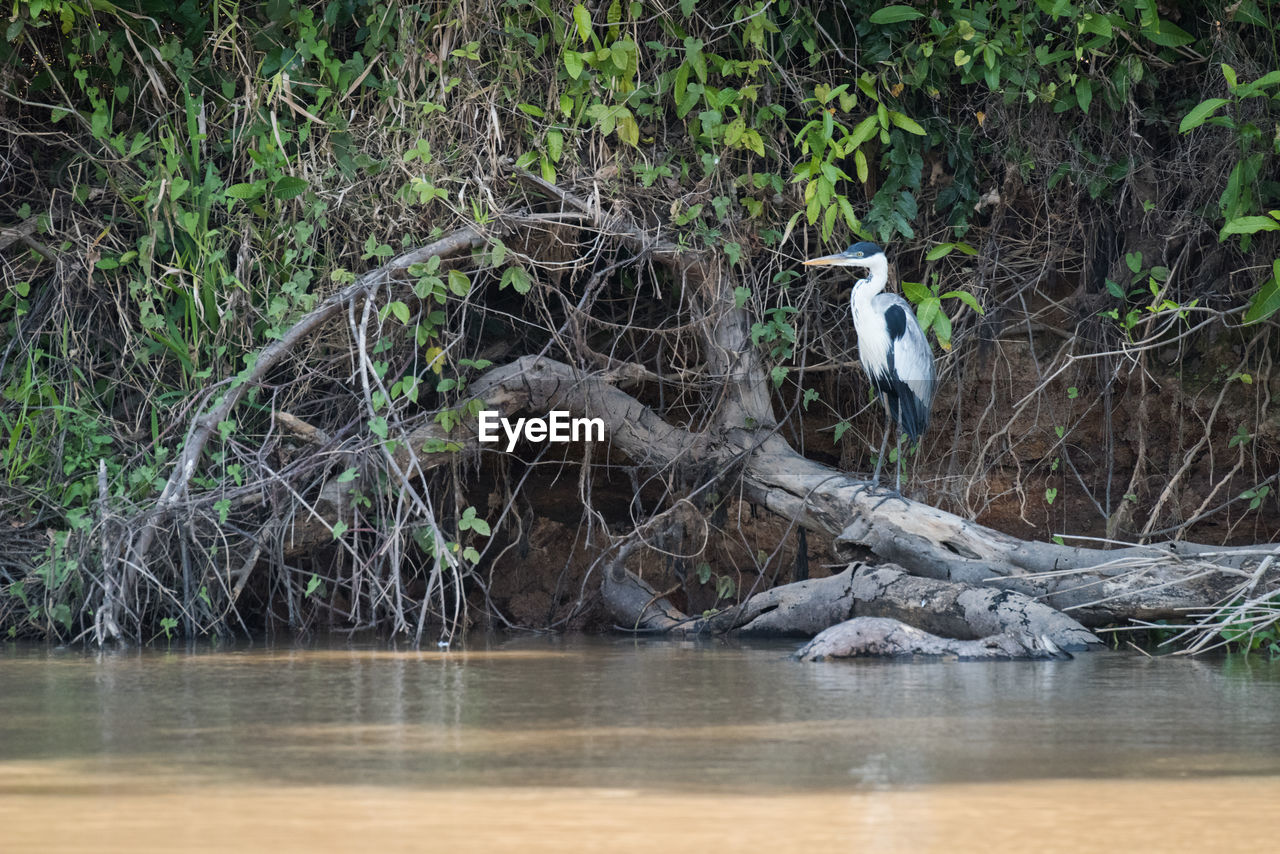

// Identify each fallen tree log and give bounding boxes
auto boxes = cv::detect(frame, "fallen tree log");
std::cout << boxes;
[793,617,1074,662]
[594,559,1097,659]
[461,356,1278,628]
[731,565,1100,651]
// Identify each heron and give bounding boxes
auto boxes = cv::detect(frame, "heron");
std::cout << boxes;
[803,241,936,490]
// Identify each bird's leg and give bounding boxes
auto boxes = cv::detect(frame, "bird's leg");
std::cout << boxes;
[869,436,911,512]
[895,432,903,492]
[871,407,890,485]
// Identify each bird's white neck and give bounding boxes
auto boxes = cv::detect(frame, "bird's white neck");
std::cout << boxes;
[849,254,889,316]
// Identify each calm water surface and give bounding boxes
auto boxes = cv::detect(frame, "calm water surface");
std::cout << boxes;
[2,636,1279,852]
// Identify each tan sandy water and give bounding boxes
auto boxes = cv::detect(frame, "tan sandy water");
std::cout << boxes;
[2,637,1278,852]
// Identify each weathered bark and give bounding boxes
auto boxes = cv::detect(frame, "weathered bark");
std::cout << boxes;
[598,513,693,633]
[793,617,1074,662]
[595,558,1096,658]
[600,561,688,633]
[738,439,1276,624]
[732,565,1100,651]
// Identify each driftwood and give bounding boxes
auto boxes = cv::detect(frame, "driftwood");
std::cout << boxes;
[595,560,1099,656]
[793,617,1074,661]
[732,565,1100,651]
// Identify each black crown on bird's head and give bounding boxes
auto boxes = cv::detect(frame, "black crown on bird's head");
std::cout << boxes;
[842,241,883,259]
[802,241,885,267]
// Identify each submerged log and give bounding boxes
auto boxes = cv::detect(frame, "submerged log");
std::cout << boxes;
[595,555,1098,659]
[793,617,1074,662]
[733,565,1101,651]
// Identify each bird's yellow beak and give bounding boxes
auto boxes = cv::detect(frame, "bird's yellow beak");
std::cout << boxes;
[802,250,859,267]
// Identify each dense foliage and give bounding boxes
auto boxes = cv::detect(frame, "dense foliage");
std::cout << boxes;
[1,0,1278,645]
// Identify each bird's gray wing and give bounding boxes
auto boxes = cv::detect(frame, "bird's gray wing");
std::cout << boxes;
[872,293,937,434]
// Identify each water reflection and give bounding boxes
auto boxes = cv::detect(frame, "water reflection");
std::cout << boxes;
[3,637,1279,791]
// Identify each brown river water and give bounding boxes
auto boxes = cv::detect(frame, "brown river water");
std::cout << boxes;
[2,636,1279,852]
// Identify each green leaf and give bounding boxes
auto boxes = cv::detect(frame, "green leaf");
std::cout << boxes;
[51,603,72,631]
[1045,487,1058,505]
[616,111,640,147]
[1179,98,1230,133]
[572,4,592,43]
[448,269,472,295]
[1220,215,1280,238]
[925,243,955,261]
[501,266,533,294]
[305,574,323,597]
[564,50,583,79]
[489,240,507,267]
[1221,63,1238,91]
[470,518,492,537]
[389,301,411,324]
[336,468,359,483]
[916,298,940,333]
[1080,13,1113,38]
[1143,19,1194,48]
[887,111,925,135]
[225,182,266,200]
[715,575,736,600]
[868,5,924,24]
[1075,78,1093,114]
[1236,69,1280,98]
[1242,265,1280,325]
[847,115,879,149]
[734,286,752,309]
[901,280,931,303]
[941,290,984,314]
[332,520,349,538]
[932,311,952,348]
[273,176,309,199]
